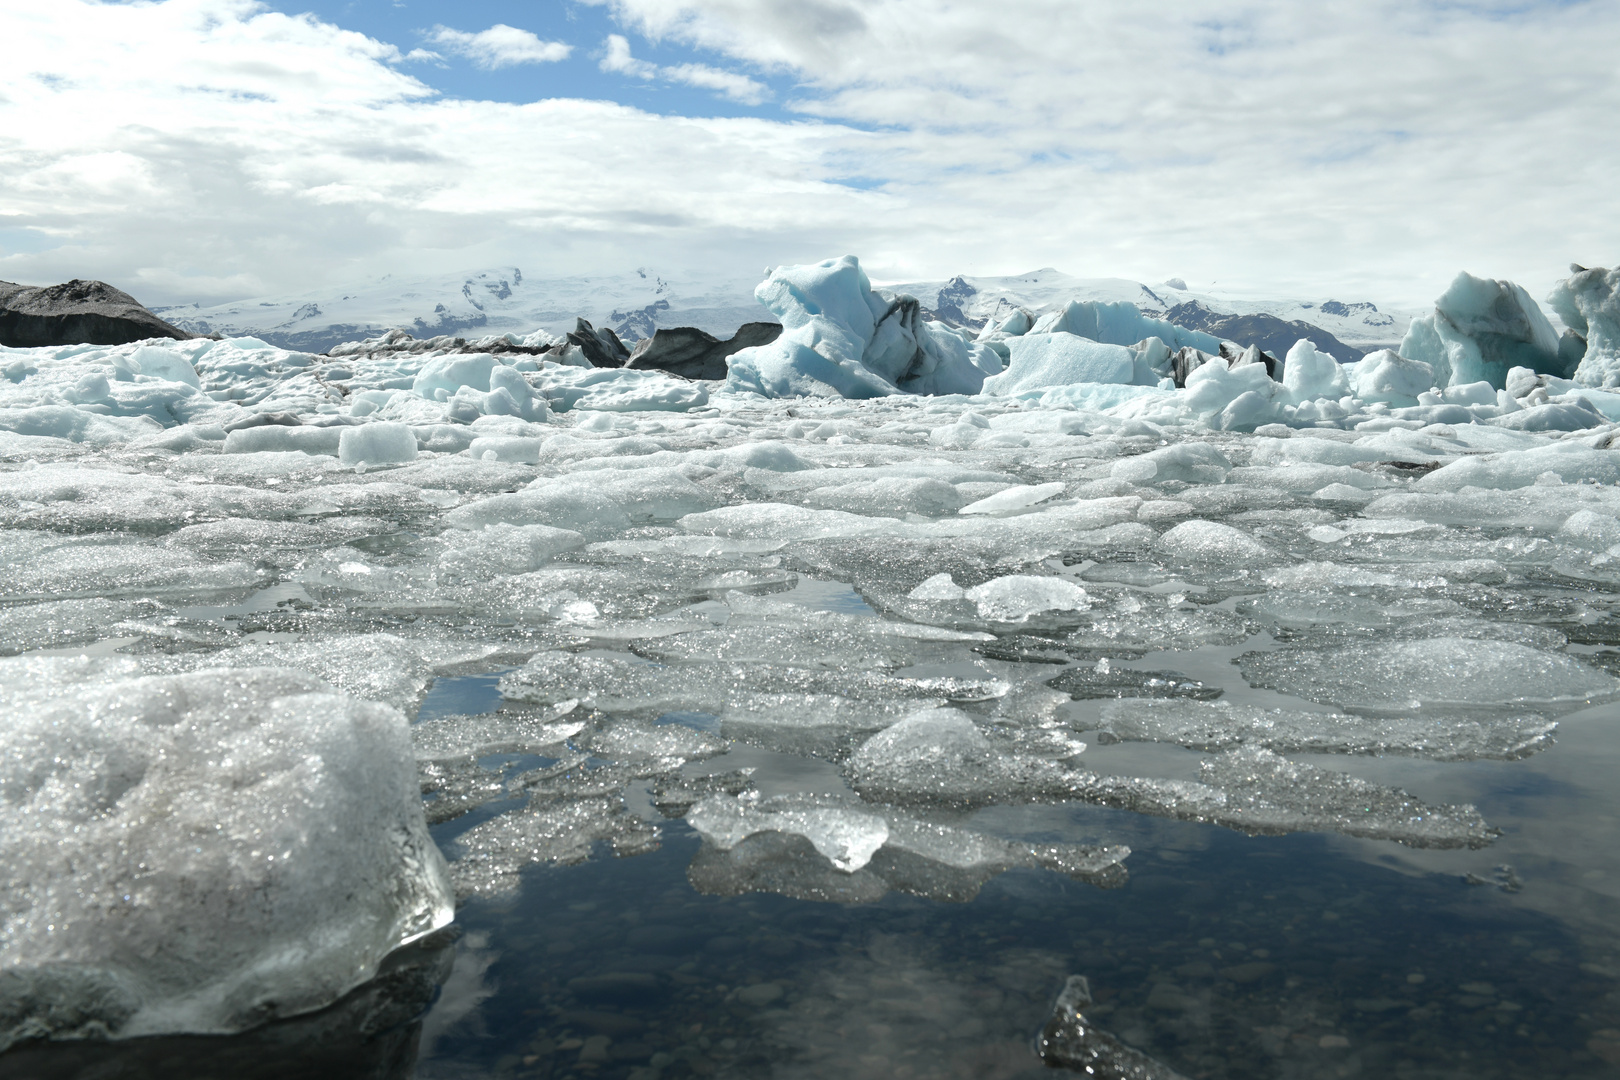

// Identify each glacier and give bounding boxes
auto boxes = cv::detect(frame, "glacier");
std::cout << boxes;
[7,251,1620,1056]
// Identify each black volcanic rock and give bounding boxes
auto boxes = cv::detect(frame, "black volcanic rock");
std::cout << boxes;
[627,322,782,380]
[1165,300,1363,363]
[931,276,985,329]
[0,279,195,348]
[567,318,631,368]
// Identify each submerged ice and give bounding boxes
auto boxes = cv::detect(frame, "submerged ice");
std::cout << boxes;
[7,250,1620,1048]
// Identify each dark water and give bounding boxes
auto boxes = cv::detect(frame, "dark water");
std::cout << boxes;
[14,671,1620,1080]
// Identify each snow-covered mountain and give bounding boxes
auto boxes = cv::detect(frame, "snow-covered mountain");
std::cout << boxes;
[152,263,1418,357]
[883,269,1417,351]
[152,266,773,354]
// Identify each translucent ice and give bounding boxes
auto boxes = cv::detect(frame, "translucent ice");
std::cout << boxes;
[1100,699,1557,760]
[1400,271,1566,387]
[1549,264,1620,387]
[1240,637,1620,713]
[0,666,452,1048]
[1154,519,1274,563]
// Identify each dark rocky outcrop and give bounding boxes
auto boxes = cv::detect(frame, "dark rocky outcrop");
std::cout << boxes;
[627,322,782,380]
[1165,300,1362,364]
[567,318,631,368]
[0,279,195,348]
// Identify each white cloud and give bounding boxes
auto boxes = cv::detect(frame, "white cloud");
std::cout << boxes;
[0,0,1617,310]
[663,62,770,106]
[600,34,658,79]
[426,23,571,70]
[599,33,769,104]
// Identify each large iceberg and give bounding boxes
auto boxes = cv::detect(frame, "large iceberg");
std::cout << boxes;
[724,256,999,398]
[1399,271,1569,388]
[0,663,453,1049]
[1547,263,1620,387]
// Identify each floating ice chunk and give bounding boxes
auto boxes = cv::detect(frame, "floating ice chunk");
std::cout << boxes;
[844,708,1050,804]
[1154,519,1274,563]
[689,793,890,871]
[447,468,715,536]
[467,436,545,463]
[338,421,419,467]
[448,795,660,900]
[412,709,584,764]
[0,597,138,653]
[1111,442,1233,485]
[1401,271,1567,387]
[1028,299,1221,354]
[687,793,1130,900]
[1282,338,1349,402]
[1549,264,1620,387]
[725,256,988,398]
[980,333,1137,395]
[435,523,585,580]
[908,572,966,601]
[1240,637,1620,713]
[1349,349,1435,405]
[412,353,501,399]
[1559,509,1620,548]
[1197,746,1495,847]
[0,667,452,1048]
[1183,357,1280,424]
[803,476,964,516]
[222,425,343,456]
[0,532,259,602]
[678,502,900,541]
[1414,440,1620,490]
[964,574,1090,621]
[959,481,1066,515]
[1100,699,1557,760]
[139,634,500,715]
[1039,975,1190,1079]
[582,717,728,764]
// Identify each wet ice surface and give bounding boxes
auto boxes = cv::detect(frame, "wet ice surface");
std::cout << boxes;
[8,359,1620,1077]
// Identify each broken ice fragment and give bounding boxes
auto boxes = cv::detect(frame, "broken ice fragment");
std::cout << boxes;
[1240,637,1620,713]
[1099,699,1555,760]
[1047,665,1222,702]
[1038,975,1190,1079]
[0,666,453,1048]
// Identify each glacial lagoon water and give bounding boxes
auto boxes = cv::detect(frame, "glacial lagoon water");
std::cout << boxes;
[10,293,1620,1078]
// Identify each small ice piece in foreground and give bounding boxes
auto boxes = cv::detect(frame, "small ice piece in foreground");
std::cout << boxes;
[685,793,1130,902]
[0,666,453,1048]
[1038,975,1190,1079]
[1240,637,1620,712]
[1154,519,1274,563]
[337,421,419,466]
[1100,699,1557,760]
[908,572,967,600]
[958,481,1067,515]
[688,793,891,871]
[964,574,1090,621]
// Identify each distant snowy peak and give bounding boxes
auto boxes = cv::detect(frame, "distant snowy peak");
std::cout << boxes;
[154,262,1416,357]
[888,269,1415,350]
[155,266,768,354]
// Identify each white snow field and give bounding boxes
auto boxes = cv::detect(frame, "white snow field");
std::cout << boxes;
[5,256,1620,1045]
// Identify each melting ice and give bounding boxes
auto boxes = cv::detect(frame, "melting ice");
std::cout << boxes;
[4,255,1620,1050]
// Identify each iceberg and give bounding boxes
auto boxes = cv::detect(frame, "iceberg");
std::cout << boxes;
[1547,263,1620,387]
[1400,271,1569,387]
[724,256,995,398]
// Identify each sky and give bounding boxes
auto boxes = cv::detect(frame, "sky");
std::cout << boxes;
[0,0,1616,310]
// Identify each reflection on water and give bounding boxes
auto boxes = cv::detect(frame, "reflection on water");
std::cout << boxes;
[4,929,455,1080]
[16,656,1620,1079]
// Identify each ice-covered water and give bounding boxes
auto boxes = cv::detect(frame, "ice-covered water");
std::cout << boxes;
[8,260,1620,1077]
